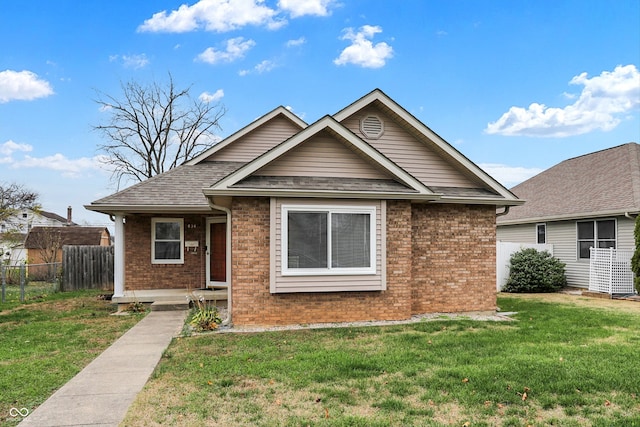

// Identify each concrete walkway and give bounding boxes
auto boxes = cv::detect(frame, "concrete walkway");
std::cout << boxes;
[19,310,187,427]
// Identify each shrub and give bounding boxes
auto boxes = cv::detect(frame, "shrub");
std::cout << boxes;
[503,248,567,293]
[632,215,640,294]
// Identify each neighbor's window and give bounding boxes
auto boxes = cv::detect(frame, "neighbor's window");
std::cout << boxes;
[577,219,616,259]
[536,223,546,244]
[282,205,376,275]
[152,218,184,264]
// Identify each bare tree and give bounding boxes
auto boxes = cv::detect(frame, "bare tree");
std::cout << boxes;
[93,73,226,188]
[0,182,39,223]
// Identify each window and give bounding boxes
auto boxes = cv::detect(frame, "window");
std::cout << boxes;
[282,205,376,275]
[577,219,616,259]
[536,223,546,244]
[152,218,184,264]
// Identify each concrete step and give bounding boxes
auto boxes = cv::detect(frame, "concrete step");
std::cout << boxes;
[150,300,190,311]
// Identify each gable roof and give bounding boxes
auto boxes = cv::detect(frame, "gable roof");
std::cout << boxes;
[334,89,520,203]
[497,143,640,224]
[185,106,307,165]
[203,115,438,200]
[87,88,522,214]
[25,226,110,248]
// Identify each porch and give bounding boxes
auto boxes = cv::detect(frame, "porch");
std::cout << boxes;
[113,288,228,311]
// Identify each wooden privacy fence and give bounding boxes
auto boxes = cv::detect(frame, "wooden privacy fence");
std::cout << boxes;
[62,245,114,291]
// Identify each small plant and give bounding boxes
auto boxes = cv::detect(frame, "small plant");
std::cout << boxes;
[503,248,566,293]
[127,300,146,313]
[189,295,222,331]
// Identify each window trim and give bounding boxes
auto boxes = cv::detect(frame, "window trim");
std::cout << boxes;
[536,223,546,244]
[151,218,184,264]
[576,218,616,260]
[281,204,377,276]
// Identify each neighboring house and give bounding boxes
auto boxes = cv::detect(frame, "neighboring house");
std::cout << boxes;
[0,207,77,264]
[86,89,522,326]
[497,143,640,288]
[24,226,111,263]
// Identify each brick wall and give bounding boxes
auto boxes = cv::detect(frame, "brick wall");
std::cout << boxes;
[124,214,207,290]
[231,198,413,326]
[411,204,496,314]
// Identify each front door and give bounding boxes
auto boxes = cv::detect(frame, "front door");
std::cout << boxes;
[206,217,228,287]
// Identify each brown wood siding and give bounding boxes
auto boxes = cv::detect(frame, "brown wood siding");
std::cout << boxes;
[257,132,390,179]
[271,198,385,292]
[341,107,479,187]
[208,116,301,162]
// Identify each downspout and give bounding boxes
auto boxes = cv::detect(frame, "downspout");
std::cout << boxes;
[625,212,638,220]
[496,206,510,217]
[208,202,233,327]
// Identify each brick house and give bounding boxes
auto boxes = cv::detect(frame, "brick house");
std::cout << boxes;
[86,89,522,326]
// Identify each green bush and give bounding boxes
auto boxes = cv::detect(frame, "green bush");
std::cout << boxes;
[632,215,640,294]
[503,248,567,293]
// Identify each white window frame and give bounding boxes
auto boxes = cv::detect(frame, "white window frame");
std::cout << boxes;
[281,204,376,276]
[576,219,616,260]
[151,218,184,264]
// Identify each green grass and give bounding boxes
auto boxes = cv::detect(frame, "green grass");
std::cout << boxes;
[0,285,144,425]
[124,295,640,426]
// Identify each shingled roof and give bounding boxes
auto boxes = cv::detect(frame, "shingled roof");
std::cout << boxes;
[497,143,640,224]
[24,227,110,248]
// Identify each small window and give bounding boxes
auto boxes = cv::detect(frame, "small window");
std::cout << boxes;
[360,115,384,139]
[577,219,616,259]
[536,223,546,244]
[152,218,184,264]
[282,205,376,275]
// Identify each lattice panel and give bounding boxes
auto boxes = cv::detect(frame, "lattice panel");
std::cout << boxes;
[589,248,635,294]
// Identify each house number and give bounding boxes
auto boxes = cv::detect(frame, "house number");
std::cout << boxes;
[187,224,197,229]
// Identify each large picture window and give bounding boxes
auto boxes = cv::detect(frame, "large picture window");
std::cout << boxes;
[577,219,616,259]
[282,205,376,275]
[152,218,184,264]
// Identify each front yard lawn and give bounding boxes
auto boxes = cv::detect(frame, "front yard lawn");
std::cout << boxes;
[0,287,144,425]
[124,294,640,426]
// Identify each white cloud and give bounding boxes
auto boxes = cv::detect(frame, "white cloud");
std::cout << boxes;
[486,64,640,137]
[109,54,150,69]
[122,54,150,69]
[11,154,106,178]
[196,37,256,64]
[137,0,284,33]
[0,70,54,103]
[278,0,334,17]
[334,25,393,69]
[478,163,543,187]
[0,140,33,156]
[286,37,306,47]
[239,59,277,76]
[199,89,224,103]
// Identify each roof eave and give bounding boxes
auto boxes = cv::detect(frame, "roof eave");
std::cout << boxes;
[202,188,440,201]
[84,204,212,215]
[497,208,640,225]
[427,197,525,206]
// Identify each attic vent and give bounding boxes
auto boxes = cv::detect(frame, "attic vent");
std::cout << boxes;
[360,115,384,139]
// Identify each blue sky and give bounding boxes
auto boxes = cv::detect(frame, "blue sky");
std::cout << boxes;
[1,0,639,225]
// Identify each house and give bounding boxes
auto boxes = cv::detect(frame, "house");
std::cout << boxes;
[1,206,77,264]
[497,143,640,288]
[24,226,111,279]
[86,89,522,326]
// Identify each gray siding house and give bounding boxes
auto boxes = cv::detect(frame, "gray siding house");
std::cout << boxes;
[497,143,639,288]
